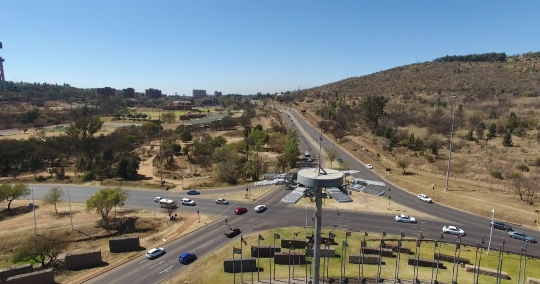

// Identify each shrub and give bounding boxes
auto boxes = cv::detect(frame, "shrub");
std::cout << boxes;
[424,154,435,163]
[82,171,96,181]
[490,171,503,180]
[518,164,530,172]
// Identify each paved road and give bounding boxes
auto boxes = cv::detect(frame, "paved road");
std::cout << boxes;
[22,108,540,283]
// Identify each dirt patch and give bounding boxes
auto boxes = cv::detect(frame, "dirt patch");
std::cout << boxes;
[0,199,219,283]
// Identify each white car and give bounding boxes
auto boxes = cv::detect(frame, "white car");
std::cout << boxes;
[154,196,162,203]
[254,205,267,213]
[146,247,165,259]
[395,215,417,223]
[215,198,229,205]
[181,198,196,206]
[417,194,433,203]
[442,226,466,236]
[366,164,373,169]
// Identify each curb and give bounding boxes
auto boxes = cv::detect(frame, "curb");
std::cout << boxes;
[79,216,223,283]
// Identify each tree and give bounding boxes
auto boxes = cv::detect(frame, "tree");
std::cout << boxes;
[502,132,513,147]
[65,117,104,171]
[86,188,123,220]
[284,130,300,167]
[247,129,269,147]
[475,122,485,141]
[179,130,193,142]
[209,136,228,148]
[112,187,129,212]
[171,143,181,155]
[524,177,538,205]
[0,183,30,211]
[324,148,338,169]
[44,187,63,214]
[115,152,141,180]
[359,95,388,132]
[396,158,410,174]
[427,136,444,158]
[12,231,70,268]
[192,142,214,170]
[509,172,526,201]
[506,112,520,133]
[160,112,176,124]
[162,203,178,217]
[487,123,497,139]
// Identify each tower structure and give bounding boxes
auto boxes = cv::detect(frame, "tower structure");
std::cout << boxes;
[0,42,5,89]
[297,167,343,283]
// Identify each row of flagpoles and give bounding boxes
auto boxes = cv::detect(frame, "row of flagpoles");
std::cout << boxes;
[229,230,530,284]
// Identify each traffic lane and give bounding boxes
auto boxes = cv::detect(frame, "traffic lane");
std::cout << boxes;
[86,220,229,284]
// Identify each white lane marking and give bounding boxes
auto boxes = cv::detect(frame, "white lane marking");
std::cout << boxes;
[158,265,175,274]
[148,260,165,269]
[219,201,238,216]
[139,259,148,264]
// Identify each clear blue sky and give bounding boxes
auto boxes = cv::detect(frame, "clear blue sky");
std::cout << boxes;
[2,1,540,96]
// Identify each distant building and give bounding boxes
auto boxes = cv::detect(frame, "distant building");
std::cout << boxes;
[96,87,116,96]
[193,89,207,98]
[146,88,162,98]
[214,91,222,97]
[122,88,135,98]
[163,100,193,110]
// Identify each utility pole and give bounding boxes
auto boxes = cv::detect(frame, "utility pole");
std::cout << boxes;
[158,107,163,187]
[0,42,5,90]
[68,189,74,230]
[445,95,458,191]
[32,188,37,235]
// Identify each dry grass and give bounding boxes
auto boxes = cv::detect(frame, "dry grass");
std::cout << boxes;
[165,227,540,284]
[293,106,540,228]
[0,199,219,283]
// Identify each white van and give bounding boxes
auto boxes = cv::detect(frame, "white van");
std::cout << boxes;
[159,199,177,208]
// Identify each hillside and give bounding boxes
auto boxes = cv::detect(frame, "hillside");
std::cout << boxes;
[271,52,540,226]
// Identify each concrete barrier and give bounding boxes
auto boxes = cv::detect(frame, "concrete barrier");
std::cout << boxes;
[281,239,307,249]
[0,265,33,284]
[305,248,335,257]
[349,254,380,264]
[223,258,256,273]
[109,236,140,253]
[65,250,102,270]
[274,252,306,265]
[362,247,394,257]
[250,246,281,258]
[465,264,509,279]
[407,257,443,268]
[528,277,540,284]
[434,253,470,265]
[6,269,54,284]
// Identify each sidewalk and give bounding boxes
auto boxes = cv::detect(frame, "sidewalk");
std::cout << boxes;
[229,277,448,284]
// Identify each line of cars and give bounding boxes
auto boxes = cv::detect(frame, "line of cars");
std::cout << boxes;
[145,247,197,265]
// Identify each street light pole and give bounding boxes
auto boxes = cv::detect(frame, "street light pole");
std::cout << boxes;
[159,107,163,187]
[445,95,458,192]
[32,188,37,235]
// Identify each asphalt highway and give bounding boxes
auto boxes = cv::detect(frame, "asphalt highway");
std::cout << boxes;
[21,107,540,283]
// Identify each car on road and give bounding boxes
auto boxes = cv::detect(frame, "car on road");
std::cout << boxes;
[215,198,229,205]
[442,226,466,236]
[154,197,162,203]
[366,164,373,169]
[225,227,241,238]
[186,189,200,195]
[235,207,248,215]
[417,194,433,203]
[178,252,197,264]
[304,151,311,157]
[491,220,513,231]
[307,158,313,162]
[254,205,267,213]
[181,198,196,206]
[395,214,417,223]
[337,158,343,163]
[508,231,537,243]
[146,247,165,259]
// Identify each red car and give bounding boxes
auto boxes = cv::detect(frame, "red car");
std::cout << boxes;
[235,207,247,215]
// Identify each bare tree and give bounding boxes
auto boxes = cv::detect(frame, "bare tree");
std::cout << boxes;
[43,187,64,214]
[509,172,526,201]
[524,176,538,205]
[162,204,178,218]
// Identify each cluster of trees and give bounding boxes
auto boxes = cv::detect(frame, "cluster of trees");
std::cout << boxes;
[0,183,30,211]
[433,52,507,63]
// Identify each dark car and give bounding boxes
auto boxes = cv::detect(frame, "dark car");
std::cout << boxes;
[187,189,200,195]
[235,207,248,215]
[508,231,537,243]
[491,220,513,231]
[178,252,197,264]
[225,227,241,238]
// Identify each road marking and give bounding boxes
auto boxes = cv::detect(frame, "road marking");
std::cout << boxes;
[158,265,175,274]
[219,202,238,216]
[139,259,148,264]
[148,260,164,269]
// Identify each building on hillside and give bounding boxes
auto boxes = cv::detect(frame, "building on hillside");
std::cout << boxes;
[193,89,207,98]
[146,88,162,98]
[122,88,135,98]
[96,87,116,96]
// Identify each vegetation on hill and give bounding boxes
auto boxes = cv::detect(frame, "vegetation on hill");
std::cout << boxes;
[267,51,540,205]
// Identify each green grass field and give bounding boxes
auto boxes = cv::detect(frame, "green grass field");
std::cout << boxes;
[169,227,540,284]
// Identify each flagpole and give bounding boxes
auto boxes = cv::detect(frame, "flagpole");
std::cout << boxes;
[344,232,349,279]
[241,236,244,284]
[522,243,527,284]
[487,207,494,254]
[68,188,74,231]
[396,231,403,283]
[435,232,443,283]
[257,237,260,281]
[233,248,236,284]
[475,236,484,284]
[517,243,523,284]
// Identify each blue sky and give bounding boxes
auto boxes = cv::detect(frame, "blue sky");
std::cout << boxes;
[2,1,540,96]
